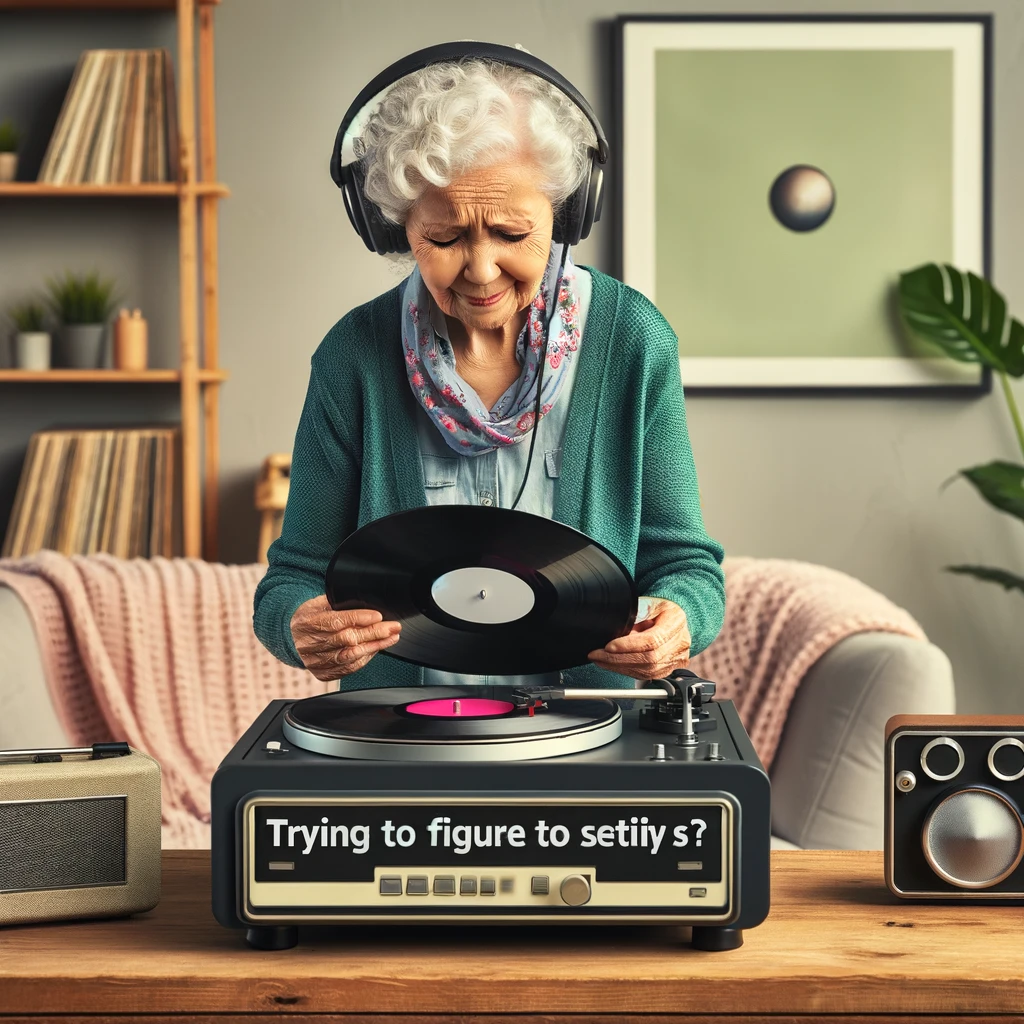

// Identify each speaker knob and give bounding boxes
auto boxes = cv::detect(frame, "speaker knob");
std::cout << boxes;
[560,874,591,906]
[988,737,1024,783]
[920,736,964,781]
[922,786,1024,888]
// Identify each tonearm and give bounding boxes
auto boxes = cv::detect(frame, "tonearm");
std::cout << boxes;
[510,669,717,746]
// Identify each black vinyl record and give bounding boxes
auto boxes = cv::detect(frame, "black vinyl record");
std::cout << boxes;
[324,506,637,674]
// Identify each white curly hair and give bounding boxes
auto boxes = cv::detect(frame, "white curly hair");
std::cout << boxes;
[352,54,598,228]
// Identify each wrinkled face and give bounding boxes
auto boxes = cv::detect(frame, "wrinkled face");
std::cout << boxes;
[404,157,554,333]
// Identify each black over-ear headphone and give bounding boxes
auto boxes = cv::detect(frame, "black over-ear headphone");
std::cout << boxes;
[329,41,609,255]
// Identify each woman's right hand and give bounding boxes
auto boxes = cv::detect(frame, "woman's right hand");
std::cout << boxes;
[290,595,401,681]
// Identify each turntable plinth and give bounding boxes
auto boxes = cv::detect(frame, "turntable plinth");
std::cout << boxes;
[2,850,1023,1021]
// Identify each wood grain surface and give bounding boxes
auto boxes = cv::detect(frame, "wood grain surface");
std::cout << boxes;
[0,850,1021,1018]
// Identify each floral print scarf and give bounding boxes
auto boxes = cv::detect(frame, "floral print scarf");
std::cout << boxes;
[401,242,581,455]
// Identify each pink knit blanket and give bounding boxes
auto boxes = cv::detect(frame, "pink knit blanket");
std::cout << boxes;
[689,557,926,767]
[0,552,925,848]
[0,553,324,848]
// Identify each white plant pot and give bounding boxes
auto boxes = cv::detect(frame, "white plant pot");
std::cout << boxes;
[0,152,17,182]
[55,324,106,369]
[14,331,51,371]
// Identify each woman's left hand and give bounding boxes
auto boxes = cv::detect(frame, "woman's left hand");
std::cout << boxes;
[587,597,691,682]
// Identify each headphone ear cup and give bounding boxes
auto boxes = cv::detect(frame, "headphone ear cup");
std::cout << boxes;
[552,152,603,246]
[348,160,411,255]
[579,162,603,242]
[553,180,584,246]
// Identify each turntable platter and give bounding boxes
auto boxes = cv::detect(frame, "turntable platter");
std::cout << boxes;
[282,687,622,762]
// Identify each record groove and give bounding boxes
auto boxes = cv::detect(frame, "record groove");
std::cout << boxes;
[325,506,637,674]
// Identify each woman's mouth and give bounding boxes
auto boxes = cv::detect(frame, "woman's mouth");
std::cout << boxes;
[465,288,508,307]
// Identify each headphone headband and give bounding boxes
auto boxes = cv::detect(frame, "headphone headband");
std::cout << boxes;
[330,41,609,188]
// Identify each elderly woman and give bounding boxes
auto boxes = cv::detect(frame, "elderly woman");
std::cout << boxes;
[254,51,725,690]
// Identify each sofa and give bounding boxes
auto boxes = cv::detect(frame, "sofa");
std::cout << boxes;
[0,579,955,850]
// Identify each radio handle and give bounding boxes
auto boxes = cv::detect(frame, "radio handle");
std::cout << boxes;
[0,742,131,764]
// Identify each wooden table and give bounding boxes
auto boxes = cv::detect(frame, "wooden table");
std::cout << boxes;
[0,850,1021,1022]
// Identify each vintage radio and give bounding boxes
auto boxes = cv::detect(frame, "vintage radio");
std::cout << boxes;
[0,743,161,925]
[885,715,1024,900]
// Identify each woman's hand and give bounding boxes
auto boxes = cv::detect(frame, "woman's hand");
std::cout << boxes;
[290,596,401,682]
[587,597,691,682]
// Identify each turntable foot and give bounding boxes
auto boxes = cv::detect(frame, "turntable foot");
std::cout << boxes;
[246,925,298,950]
[691,925,743,951]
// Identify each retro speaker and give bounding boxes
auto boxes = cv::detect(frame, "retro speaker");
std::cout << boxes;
[0,743,161,925]
[885,715,1024,900]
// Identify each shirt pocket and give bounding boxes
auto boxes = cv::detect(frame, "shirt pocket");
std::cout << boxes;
[544,448,563,479]
[422,453,458,489]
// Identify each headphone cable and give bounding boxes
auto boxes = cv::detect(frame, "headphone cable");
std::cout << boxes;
[509,240,570,511]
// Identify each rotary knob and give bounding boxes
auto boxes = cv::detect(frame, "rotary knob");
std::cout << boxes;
[559,874,591,906]
[920,736,964,781]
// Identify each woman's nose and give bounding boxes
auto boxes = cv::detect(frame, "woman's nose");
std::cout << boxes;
[461,242,502,285]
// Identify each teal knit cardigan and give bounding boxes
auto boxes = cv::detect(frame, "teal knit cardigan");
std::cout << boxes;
[254,267,725,689]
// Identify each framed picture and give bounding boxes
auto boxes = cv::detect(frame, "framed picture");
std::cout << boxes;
[614,15,992,393]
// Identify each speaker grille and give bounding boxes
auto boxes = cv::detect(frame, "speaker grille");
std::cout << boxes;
[0,796,126,892]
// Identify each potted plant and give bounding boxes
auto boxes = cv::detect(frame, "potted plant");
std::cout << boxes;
[898,263,1024,594]
[0,119,19,182]
[46,270,119,369]
[7,299,51,370]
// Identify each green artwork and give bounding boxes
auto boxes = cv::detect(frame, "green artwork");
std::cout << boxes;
[654,49,954,359]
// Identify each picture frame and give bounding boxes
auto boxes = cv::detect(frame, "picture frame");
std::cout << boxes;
[613,14,992,394]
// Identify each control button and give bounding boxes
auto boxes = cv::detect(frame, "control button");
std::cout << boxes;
[265,740,288,755]
[920,736,964,782]
[379,876,402,895]
[460,876,477,895]
[989,738,1024,782]
[500,877,514,893]
[433,875,456,895]
[559,874,591,906]
[480,877,496,895]
[895,770,917,793]
[406,875,428,895]
[689,886,708,898]
[531,875,549,895]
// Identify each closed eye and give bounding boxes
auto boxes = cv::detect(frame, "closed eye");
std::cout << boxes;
[426,231,529,248]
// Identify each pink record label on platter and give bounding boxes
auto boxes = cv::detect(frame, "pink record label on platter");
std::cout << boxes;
[404,698,516,718]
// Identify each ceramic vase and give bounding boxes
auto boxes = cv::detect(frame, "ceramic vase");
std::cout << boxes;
[55,324,105,369]
[113,309,148,371]
[14,331,51,371]
[0,152,16,183]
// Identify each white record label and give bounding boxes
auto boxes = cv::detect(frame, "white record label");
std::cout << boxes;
[430,566,536,625]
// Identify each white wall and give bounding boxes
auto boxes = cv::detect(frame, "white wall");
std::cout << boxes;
[212,0,1024,715]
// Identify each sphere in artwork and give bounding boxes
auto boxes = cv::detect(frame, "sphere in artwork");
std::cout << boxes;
[768,165,836,232]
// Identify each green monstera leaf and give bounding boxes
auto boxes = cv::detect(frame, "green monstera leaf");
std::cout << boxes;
[946,565,1024,596]
[959,461,1024,522]
[899,263,1024,376]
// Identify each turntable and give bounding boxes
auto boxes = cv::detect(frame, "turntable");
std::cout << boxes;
[212,508,770,951]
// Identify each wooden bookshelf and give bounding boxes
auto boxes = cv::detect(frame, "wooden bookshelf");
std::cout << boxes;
[0,1,219,9]
[0,369,229,382]
[0,182,229,197]
[0,0,227,560]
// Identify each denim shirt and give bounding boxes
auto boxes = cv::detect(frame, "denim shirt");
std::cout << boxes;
[416,268,592,687]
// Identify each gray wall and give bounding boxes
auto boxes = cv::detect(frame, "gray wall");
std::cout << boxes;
[3,1,1023,716]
